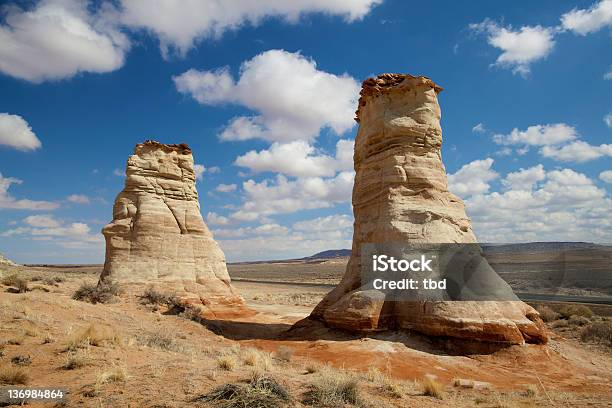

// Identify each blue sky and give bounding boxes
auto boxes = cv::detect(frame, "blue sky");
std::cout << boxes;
[0,0,610,264]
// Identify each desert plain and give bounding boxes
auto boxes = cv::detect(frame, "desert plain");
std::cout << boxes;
[1,253,611,408]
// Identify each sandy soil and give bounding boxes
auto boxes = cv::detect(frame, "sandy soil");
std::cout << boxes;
[0,264,611,407]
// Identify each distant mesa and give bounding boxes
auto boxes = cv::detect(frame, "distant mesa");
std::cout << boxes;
[101,140,246,318]
[308,73,548,346]
[303,249,351,260]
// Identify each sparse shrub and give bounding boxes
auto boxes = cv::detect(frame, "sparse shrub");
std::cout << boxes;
[81,382,101,398]
[142,330,176,351]
[551,319,569,329]
[30,284,50,292]
[580,321,612,346]
[97,364,129,384]
[73,280,121,304]
[42,334,55,344]
[568,315,590,326]
[141,287,173,306]
[63,351,90,370]
[304,367,361,406]
[65,324,122,351]
[1,273,29,293]
[195,373,289,408]
[274,345,293,362]
[11,355,31,366]
[559,305,593,319]
[536,305,560,322]
[44,276,63,286]
[217,355,237,371]
[305,363,320,374]
[0,366,29,384]
[1,273,22,287]
[420,377,444,399]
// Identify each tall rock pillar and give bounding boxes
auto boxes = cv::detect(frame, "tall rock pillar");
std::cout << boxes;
[102,140,244,316]
[310,74,547,345]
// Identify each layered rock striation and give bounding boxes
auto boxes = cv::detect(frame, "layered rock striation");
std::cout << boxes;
[310,74,547,345]
[101,141,243,316]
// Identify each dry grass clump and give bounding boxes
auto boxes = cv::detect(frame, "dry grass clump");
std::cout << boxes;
[274,345,293,362]
[97,364,129,384]
[240,348,273,371]
[522,384,539,398]
[65,324,122,351]
[0,366,29,384]
[365,368,404,398]
[536,305,560,322]
[1,273,29,293]
[73,280,120,304]
[217,355,238,371]
[195,372,290,408]
[62,351,91,370]
[580,321,612,346]
[304,367,361,407]
[420,377,445,399]
[558,304,593,319]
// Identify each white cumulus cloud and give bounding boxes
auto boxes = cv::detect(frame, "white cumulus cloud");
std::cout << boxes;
[599,170,612,183]
[207,212,230,226]
[561,0,612,35]
[540,140,612,162]
[465,165,611,243]
[604,113,612,128]
[0,173,58,210]
[174,49,360,143]
[215,183,237,193]
[119,0,380,57]
[0,113,42,151]
[230,171,353,221]
[0,0,129,82]
[502,164,546,191]
[2,214,102,249]
[447,158,498,198]
[66,194,90,204]
[235,139,353,177]
[493,123,577,146]
[470,20,555,76]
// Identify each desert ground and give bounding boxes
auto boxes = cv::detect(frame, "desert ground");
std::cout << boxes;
[1,260,611,408]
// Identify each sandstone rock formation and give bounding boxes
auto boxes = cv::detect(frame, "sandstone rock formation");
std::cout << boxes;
[101,141,244,317]
[310,74,547,345]
[0,252,16,266]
